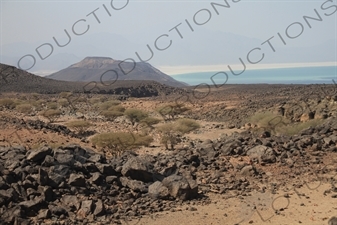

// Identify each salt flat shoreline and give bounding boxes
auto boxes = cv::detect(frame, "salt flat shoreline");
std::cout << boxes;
[160,62,337,75]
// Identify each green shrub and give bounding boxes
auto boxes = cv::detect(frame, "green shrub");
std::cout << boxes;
[16,103,33,114]
[124,109,148,125]
[40,109,61,123]
[91,132,153,155]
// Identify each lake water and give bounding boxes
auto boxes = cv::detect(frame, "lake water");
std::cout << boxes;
[172,66,337,86]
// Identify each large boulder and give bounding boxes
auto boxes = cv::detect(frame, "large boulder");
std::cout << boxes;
[148,181,169,199]
[246,145,276,163]
[120,177,147,193]
[77,200,93,219]
[48,165,70,187]
[27,146,52,162]
[161,174,198,200]
[121,157,153,182]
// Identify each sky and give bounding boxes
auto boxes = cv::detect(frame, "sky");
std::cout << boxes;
[0,0,336,74]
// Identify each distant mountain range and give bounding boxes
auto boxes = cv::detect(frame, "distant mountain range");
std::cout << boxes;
[46,57,185,87]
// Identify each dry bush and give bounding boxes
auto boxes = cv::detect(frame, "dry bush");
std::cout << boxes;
[249,111,288,136]
[175,118,200,133]
[91,132,153,155]
[58,98,69,107]
[277,119,324,136]
[100,105,125,121]
[108,105,125,112]
[140,117,161,128]
[157,119,200,150]
[30,93,41,100]
[156,103,190,120]
[124,108,148,125]
[47,102,58,110]
[59,92,72,98]
[157,123,179,150]
[40,109,61,123]
[89,97,102,104]
[97,100,121,111]
[249,111,324,136]
[100,110,124,121]
[31,99,45,111]
[0,98,16,109]
[16,103,33,114]
[66,120,92,134]
[76,96,88,103]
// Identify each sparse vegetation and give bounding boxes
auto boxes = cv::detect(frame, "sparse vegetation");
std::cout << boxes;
[47,102,58,110]
[91,132,153,155]
[175,118,200,133]
[89,97,102,104]
[140,117,161,128]
[277,119,324,136]
[58,98,69,107]
[99,104,126,121]
[249,111,324,136]
[97,100,121,111]
[100,110,124,121]
[156,103,190,120]
[108,105,125,112]
[66,120,92,135]
[40,109,62,123]
[16,103,33,114]
[157,123,179,150]
[59,92,72,98]
[124,108,148,125]
[157,119,200,150]
[31,99,45,111]
[0,98,15,109]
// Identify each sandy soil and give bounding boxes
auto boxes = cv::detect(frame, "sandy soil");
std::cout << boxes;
[124,182,336,225]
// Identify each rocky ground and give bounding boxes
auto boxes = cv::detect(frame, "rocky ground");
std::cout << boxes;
[1,84,337,224]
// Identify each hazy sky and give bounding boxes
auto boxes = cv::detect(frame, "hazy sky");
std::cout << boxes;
[1,0,336,45]
[0,0,336,73]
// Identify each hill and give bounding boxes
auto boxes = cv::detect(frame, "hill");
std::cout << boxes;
[0,63,183,96]
[47,57,185,87]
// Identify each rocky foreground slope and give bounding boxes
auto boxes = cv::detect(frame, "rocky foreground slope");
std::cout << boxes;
[1,117,337,224]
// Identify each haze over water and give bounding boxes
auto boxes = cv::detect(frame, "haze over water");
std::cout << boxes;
[172,66,337,85]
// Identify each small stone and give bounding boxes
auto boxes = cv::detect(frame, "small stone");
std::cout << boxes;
[189,207,197,211]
